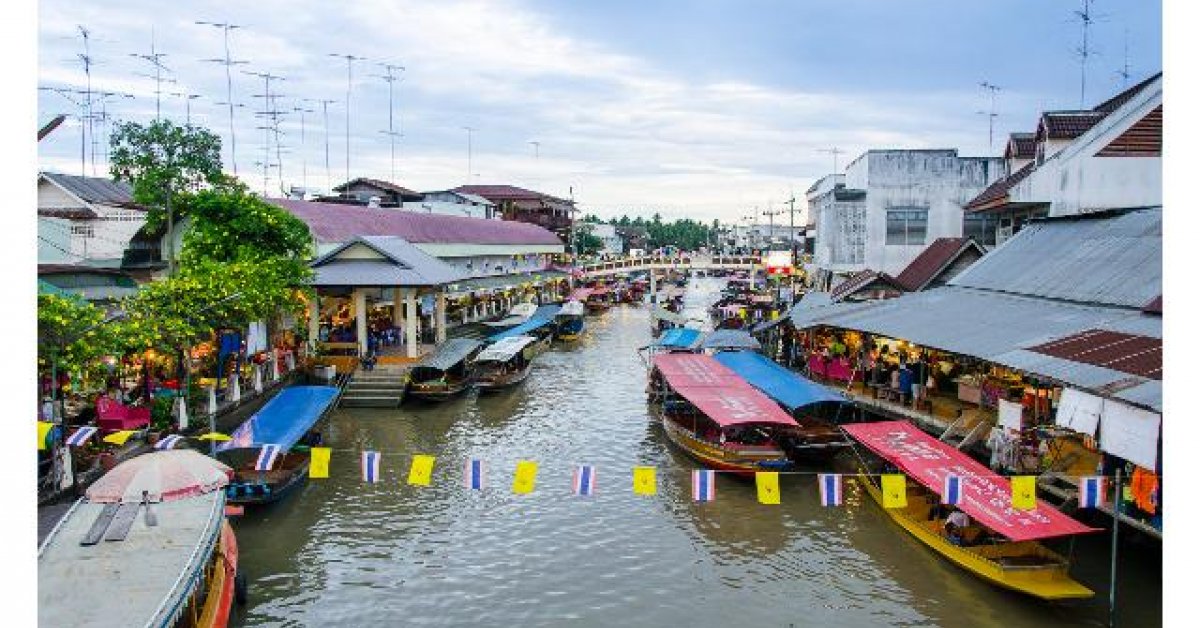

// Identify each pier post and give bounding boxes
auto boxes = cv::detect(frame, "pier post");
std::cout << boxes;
[393,287,404,330]
[308,295,320,351]
[1109,467,1122,627]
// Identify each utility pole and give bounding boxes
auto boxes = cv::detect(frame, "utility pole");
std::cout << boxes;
[462,126,475,184]
[374,63,405,182]
[328,53,366,186]
[130,28,173,120]
[762,205,782,250]
[817,147,844,174]
[197,21,247,175]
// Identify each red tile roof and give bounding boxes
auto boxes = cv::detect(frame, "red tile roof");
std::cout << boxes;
[1004,133,1037,160]
[830,269,903,302]
[1028,329,1161,380]
[332,177,421,197]
[453,184,573,206]
[1096,105,1162,157]
[964,161,1037,211]
[893,237,985,292]
[268,199,564,246]
[1038,111,1106,140]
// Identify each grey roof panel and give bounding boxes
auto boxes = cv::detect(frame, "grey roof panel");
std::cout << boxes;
[418,338,484,371]
[311,236,466,286]
[43,172,137,206]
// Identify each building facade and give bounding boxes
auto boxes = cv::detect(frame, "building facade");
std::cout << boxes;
[453,185,576,241]
[37,173,148,268]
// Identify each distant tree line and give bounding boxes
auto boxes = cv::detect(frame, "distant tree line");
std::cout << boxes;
[580,213,720,252]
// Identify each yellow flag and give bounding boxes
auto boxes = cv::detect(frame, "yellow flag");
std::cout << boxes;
[756,472,781,505]
[513,460,538,494]
[408,454,436,486]
[881,474,908,509]
[309,447,331,479]
[632,466,657,495]
[37,422,55,451]
[1011,475,1037,510]
[102,430,136,446]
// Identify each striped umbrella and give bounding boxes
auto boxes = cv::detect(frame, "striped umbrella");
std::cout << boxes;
[85,450,232,504]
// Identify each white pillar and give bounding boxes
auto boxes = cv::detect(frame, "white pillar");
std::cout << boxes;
[393,287,404,328]
[253,364,263,393]
[435,291,447,344]
[207,385,218,415]
[354,288,368,356]
[649,270,658,305]
[308,295,320,349]
[405,288,419,358]
[176,397,189,430]
[231,376,241,403]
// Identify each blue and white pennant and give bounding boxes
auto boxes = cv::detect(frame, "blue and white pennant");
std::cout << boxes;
[692,469,716,502]
[1079,476,1105,508]
[573,465,596,496]
[255,444,281,471]
[818,473,842,507]
[154,434,184,450]
[361,451,382,483]
[65,426,98,447]
[942,474,963,506]
[464,459,485,490]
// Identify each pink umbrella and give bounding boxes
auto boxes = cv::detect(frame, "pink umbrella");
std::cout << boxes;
[86,449,233,504]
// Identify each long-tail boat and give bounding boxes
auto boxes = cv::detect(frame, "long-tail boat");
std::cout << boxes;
[555,299,586,340]
[585,286,612,313]
[472,335,538,391]
[408,338,484,400]
[843,421,1097,600]
[217,385,340,505]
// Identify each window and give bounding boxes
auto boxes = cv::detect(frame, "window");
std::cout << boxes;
[885,208,927,245]
[962,213,997,246]
[70,224,94,238]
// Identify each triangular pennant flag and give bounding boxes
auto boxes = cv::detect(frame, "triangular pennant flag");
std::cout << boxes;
[309,447,331,478]
[1078,476,1105,509]
[818,473,842,507]
[692,469,716,502]
[37,421,55,451]
[572,465,596,496]
[154,434,184,450]
[65,426,98,447]
[513,460,538,494]
[464,459,485,490]
[1010,476,1037,511]
[255,444,281,471]
[881,474,908,509]
[408,455,435,486]
[362,451,382,483]
[942,474,963,506]
[756,471,781,505]
[632,466,657,495]
[197,432,231,442]
[102,430,137,446]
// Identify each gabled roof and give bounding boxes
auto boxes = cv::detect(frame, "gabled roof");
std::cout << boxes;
[333,177,421,198]
[309,236,467,287]
[40,172,141,209]
[452,184,574,208]
[270,198,563,246]
[830,269,904,302]
[964,161,1037,211]
[1141,295,1161,314]
[1037,111,1106,141]
[893,237,986,292]
[1004,133,1037,160]
[1096,105,1162,157]
[1093,72,1163,114]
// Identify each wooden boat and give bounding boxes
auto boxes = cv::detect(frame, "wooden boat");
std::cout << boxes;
[843,421,1097,600]
[712,350,851,463]
[472,335,538,392]
[554,299,586,340]
[647,353,803,475]
[38,453,241,628]
[217,385,341,505]
[408,338,483,400]
[585,286,612,313]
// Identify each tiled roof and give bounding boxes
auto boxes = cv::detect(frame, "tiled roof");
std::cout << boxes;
[269,198,564,246]
[41,172,141,208]
[1038,111,1106,140]
[1027,329,1161,380]
[1142,295,1161,314]
[1096,105,1162,157]
[829,269,903,302]
[453,184,573,206]
[1004,133,1037,160]
[964,161,1037,211]
[1093,72,1162,114]
[893,237,985,292]
[333,177,421,197]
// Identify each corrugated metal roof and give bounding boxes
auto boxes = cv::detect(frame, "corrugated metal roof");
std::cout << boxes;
[700,330,762,351]
[949,208,1161,308]
[42,172,139,207]
[1027,329,1161,379]
[417,338,483,371]
[310,236,466,286]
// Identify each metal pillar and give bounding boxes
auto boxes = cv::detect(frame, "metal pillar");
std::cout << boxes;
[308,296,320,347]
[435,292,447,344]
[354,288,368,356]
[405,289,419,358]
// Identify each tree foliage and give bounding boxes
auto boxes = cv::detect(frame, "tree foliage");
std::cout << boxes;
[37,294,113,376]
[573,223,605,256]
[109,120,227,229]
[585,213,716,251]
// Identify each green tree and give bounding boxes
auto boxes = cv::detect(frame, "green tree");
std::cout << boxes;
[574,223,605,256]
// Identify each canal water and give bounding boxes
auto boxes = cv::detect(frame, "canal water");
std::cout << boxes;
[230,277,1161,627]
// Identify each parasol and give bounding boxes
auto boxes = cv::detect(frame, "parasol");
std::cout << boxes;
[85,450,232,504]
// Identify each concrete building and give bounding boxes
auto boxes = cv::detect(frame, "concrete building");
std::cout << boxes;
[410,190,499,220]
[730,223,805,252]
[583,222,623,256]
[37,172,148,268]
[808,174,867,274]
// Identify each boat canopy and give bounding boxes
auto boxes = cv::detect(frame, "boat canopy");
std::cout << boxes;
[558,300,586,316]
[475,335,537,362]
[654,327,703,350]
[652,307,689,326]
[568,287,593,301]
[482,302,538,327]
[417,338,484,371]
[531,304,562,320]
[843,421,1099,542]
[217,386,339,452]
[713,351,847,411]
[489,316,553,342]
[589,286,612,296]
[701,329,762,351]
[651,353,797,427]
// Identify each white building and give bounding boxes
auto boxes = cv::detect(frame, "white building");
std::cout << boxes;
[412,190,499,220]
[730,223,805,252]
[584,222,624,256]
[37,172,148,268]
[807,174,866,273]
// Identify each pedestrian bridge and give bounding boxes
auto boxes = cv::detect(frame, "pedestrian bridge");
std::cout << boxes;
[575,255,759,278]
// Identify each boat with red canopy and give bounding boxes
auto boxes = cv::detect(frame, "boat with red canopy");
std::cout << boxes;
[842,420,1097,600]
[584,286,612,313]
[648,353,807,475]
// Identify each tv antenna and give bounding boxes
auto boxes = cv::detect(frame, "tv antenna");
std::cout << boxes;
[1114,27,1132,88]
[293,103,316,191]
[197,21,248,175]
[529,140,540,160]
[39,86,89,175]
[305,98,338,192]
[168,92,203,125]
[91,90,136,166]
[462,126,475,184]
[979,82,1002,151]
[1071,0,1107,107]
[817,147,844,174]
[374,62,405,182]
[75,26,98,174]
[129,28,174,120]
[328,53,367,185]
[245,70,286,195]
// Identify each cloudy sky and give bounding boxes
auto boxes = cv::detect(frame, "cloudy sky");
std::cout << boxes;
[37,0,1161,223]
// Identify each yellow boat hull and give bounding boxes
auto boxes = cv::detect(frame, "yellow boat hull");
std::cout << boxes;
[856,473,1094,600]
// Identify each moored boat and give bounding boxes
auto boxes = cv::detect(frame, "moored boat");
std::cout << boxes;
[408,338,484,400]
[217,385,340,505]
[488,306,558,354]
[585,286,612,313]
[843,421,1097,600]
[554,299,586,340]
[482,302,538,328]
[472,335,538,391]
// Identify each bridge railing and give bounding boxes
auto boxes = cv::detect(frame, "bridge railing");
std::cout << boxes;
[576,255,760,275]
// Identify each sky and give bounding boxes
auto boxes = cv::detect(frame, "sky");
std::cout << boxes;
[36,0,1162,224]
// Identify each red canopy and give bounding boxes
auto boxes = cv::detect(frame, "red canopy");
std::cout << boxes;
[652,354,797,427]
[843,421,1098,541]
[569,288,593,301]
[590,286,611,295]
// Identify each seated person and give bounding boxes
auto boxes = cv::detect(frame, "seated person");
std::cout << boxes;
[944,507,971,545]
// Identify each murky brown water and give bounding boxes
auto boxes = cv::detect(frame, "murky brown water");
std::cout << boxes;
[230,277,1160,627]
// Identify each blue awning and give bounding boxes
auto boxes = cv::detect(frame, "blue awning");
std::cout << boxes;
[654,327,703,350]
[530,304,561,321]
[489,316,553,342]
[713,351,847,411]
[217,386,340,452]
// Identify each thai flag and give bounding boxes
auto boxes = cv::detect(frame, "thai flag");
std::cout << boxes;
[1079,476,1105,508]
[464,459,485,491]
[65,426,98,447]
[255,444,281,471]
[362,450,381,483]
[942,474,962,506]
[692,469,716,502]
[154,434,183,450]
[573,465,596,496]
[818,473,842,507]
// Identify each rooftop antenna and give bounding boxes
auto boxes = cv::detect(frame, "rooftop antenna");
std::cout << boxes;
[1071,0,1103,107]
[328,53,366,185]
[1115,27,1132,88]
[293,103,315,192]
[168,92,202,125]
[306,98,337,192]
[75,26,97,174]
[197,21,248,175]
[817,147,844,174]
[979,81,1002,151]
[129,27,173,120]
[92,90,136,165]
[245,70,286,195]
[462,126,475,185]
[529,140,540,160]
[373,62,405,182]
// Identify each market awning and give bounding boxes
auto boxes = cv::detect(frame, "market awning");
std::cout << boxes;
[481,302,539,328]
[653,328,703,351]
[417,338,483,371]
[217,386,339,452]
[842,421,1099,542]
[558,300,585,316]
[652,354,797,427]
[475,335,537,362]
[530,304,562,321]
[713,351,847,411]
[701,330,762,351]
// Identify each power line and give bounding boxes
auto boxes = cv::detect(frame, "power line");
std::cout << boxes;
[197,21,248,176]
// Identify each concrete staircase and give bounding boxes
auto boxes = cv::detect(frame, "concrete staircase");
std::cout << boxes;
[340,365,409,408]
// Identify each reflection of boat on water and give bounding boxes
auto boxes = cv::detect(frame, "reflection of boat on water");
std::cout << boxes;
[648,353,805,475]
[843,421,1096,600]
[39,451,241,627]
[218,385,340,505]
[473,335,538,392]
[408,338,484,400]
[555,299,586,340]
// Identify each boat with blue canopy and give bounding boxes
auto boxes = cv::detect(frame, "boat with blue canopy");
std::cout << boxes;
[216,385,340,505]
[713,350,852,461]
[488,306,558,347]
[555,300,586,340]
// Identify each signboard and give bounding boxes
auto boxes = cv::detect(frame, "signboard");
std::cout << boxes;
[763,250,793,276]
[1100,401,1160,470]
